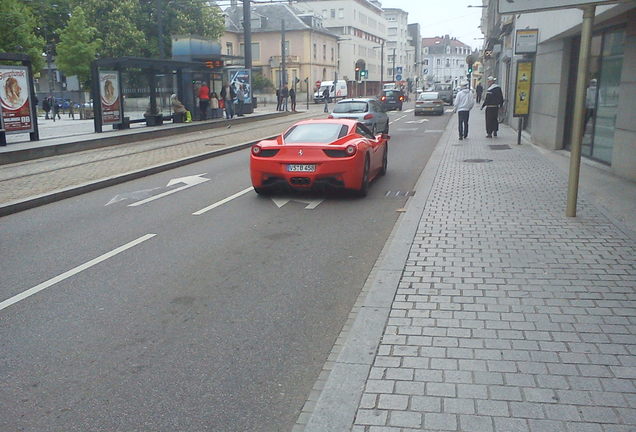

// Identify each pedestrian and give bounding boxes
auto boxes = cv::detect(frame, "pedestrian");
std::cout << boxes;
[481,76,504,138]
[68,101,75,119]
[42,96,51,119]
[236,84,245,117]
[322,87,330,113]
[170,93,187,122]
[475,82,483,104]
[453,83,474,140]
[584,78,598,131]
[276,87,282,111]
[220,81,236,119]
[197,82,211,120]
[289,87,296,112]
[281,85,289,111]
[210,92,220,118]
[52,98,61,121]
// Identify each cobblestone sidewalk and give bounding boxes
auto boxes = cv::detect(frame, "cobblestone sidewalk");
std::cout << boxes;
[303,111,636,432]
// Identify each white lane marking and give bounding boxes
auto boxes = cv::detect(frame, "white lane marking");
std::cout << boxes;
[192,186,254,215]
[0,234,157,312]
[128,174,210,207]
[404,109,414,113]
[272,197,324,209]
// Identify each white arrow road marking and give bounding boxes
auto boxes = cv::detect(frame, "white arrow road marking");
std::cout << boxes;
[193,186,254,215]
[272,197,324,209]
[128,174,210,207]
[424,130,445,133]
[405,119,429,124]
[105,188,162,206]
[404,109,414,113]
[0,234,156,312]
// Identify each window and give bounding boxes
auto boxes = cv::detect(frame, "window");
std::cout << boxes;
[313,43,317,59]
[323,44,326,60]
[338,8,344,19]
[330,9,335,18]
[356,123,375,139]
[239,42,260,61]
[226,42,233,56]
[331,47,334,61]
[284,123,345,143]
[333,101,368,113]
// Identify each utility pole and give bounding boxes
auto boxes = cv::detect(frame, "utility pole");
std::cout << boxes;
[242,0,253,113]
[380,40,384,89]
[392,48,396,82]
[157,0,165,58]
[281,20,286,87]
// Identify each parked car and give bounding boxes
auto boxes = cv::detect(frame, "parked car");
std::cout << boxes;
[250,119,389,196]
[433,83,453,105]
[415,91,445,116]
[313,80,348,103]
[379,89,404,111]
[329,98,389,134]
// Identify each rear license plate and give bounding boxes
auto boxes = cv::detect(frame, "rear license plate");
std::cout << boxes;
[288,164,316,172]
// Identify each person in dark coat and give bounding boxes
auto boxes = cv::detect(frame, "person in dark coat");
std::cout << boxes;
[42,96,51,119]
[275,88,282,111]
[481,76,504,138]
[475,82,484,104]
[289,87,296,112]
[281,85,289,111]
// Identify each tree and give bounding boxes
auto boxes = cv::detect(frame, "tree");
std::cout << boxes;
[0,0,45,71]
[80,0,148,58]
[252,72,273,92]
[55,7,101,88]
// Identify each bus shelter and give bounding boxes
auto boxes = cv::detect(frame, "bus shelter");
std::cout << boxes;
[91,57,224,133]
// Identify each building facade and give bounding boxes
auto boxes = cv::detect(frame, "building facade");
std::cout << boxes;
[221,3,339,92]
[294,0,387,95]
[481,1,636,181]
[382,8,410,84]
[421,35,473,88]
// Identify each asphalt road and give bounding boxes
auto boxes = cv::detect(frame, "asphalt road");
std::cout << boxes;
[0,105,452,431]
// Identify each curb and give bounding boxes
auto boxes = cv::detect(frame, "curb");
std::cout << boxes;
[0,137,273,217]
[0,111,291,165]
[301,114,456,431]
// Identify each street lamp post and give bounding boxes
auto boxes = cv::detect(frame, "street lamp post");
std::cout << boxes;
[392,48,396,82]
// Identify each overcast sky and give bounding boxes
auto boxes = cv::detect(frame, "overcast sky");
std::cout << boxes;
[378,0,485,50]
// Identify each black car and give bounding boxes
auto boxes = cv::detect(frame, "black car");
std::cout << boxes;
[379,90,404,111]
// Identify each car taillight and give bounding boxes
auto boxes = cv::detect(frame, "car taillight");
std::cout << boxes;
[251,145,261,155]
[328,114,334,119]
[251,146,279,157]
[381,96,386,101]
[399,96,404,101]
[345,144,357,156]
[363,113,373,120]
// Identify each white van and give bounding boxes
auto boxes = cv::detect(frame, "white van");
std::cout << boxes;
[383,82,397,91]
[314,80,348,103]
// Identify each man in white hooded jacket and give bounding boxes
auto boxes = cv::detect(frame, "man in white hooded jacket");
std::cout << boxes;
[453,84,475,140]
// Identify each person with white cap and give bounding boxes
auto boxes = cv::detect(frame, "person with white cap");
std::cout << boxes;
[453,83,474,140]
[481,76,504,138]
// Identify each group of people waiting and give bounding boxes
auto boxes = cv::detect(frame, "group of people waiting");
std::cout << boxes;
[452,76,504,140]
[171,81,247,122]
[275,85,296,112]
[41,96,75,121]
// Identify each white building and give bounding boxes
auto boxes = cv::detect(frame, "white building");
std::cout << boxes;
[421,35,472,88]
[294,0,387,95]
[382,8,410,84]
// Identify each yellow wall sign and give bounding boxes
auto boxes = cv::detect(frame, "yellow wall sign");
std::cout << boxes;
[514,61,533,117]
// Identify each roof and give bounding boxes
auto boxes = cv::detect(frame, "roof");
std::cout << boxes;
[421,36,471,49]
[224,3,337,38]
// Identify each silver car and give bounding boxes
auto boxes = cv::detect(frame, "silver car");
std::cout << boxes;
[329,98,390,134]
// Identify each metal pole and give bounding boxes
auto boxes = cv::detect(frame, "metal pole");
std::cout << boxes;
[281,20,286,87]
[566,5,595,218]
[517,117,523,146]
[392,48,396,82]
[157,0,165,58]
[242,0,253,113]
[380,40,384,89]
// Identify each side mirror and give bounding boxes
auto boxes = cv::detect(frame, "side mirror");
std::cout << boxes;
[381,133,390,141]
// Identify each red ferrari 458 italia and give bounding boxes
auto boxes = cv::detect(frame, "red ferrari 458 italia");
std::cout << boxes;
[250,119,389,196]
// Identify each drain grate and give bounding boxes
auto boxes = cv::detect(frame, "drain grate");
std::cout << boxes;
[463,159,493,163]
[489,145,511,150]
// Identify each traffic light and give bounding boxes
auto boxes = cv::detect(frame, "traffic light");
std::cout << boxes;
[355,66,361,81]
[360,69,367,79]
[468,65,473,74]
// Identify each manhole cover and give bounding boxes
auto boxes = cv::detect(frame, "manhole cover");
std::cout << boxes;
[463,159,493,163]
[489,145,511,150]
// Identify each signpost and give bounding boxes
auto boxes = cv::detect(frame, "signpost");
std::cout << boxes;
[513,60,533,145]
[515,29,539,55]
[498,0,615,13]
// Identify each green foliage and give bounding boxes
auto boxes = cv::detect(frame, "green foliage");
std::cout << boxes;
[55,7,101,88]
[27,0,73,45]
[252,72,274,92]
[0,0,45,71]
[79,0,148,58]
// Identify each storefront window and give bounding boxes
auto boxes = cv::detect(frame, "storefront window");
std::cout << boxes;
[566,27,624,165]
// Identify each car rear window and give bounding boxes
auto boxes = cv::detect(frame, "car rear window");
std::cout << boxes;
[418,93,439,101]
[333,101,368,113]
[284,123,349,143]
[383,91,400,97]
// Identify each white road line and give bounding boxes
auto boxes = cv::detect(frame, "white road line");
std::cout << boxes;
[193,186,254,215]
[404,109,414,113]
[0,234,157,312]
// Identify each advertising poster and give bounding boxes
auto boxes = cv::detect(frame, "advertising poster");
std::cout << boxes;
[0,66,34,134]
[514,61,533,117]
[99,70,122,124]
[515,29,539,55]
[229,69,251,103]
